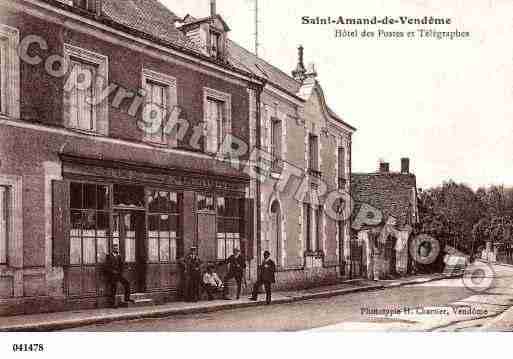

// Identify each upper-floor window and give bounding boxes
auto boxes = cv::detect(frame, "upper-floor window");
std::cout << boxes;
[203,88,232,154]
[0,24,20,119]
[308,134,319,171]
[315,206,322,252]
[338,147,346,189]
[271,119,282,160]
[210,31,221,59]
[0,186,9,265]
[72,0,96,12]
[63,44,109,135]
[142,69,177,146]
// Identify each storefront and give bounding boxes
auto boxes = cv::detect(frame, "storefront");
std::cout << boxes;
[53,155,253,305]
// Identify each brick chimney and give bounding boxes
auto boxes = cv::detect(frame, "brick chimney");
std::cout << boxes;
[379,161,390,173]
[401,158,410,174]
[210,0,216,17]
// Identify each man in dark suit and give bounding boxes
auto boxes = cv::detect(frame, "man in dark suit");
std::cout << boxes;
[184,246,202,302]
[222,248,246,300]
[249,250,276,305]
[105,244,132,307]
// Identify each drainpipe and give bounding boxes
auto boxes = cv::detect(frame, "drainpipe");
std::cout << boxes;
[255,83,264,271]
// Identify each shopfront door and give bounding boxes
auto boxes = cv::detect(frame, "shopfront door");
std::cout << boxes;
[112,210,146,293]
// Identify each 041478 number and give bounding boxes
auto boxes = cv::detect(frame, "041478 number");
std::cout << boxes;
[12,344,44,352]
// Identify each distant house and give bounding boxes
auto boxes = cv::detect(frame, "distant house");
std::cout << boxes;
[350,159,419,280]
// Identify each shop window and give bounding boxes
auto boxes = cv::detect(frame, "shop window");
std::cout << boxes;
[113,184,145,208]
[197,193,215,212]
[0,186,9,264]
[147,191,182,263]
[217,197,242,260]
[69,182,110,265]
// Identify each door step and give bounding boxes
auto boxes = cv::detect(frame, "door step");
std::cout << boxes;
[115,293,155,307]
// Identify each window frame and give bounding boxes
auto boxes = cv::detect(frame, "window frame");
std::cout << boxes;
[216,196,243,261]
[142,68,178,147]
[146,189,183,264]
[0,175,22,270]
[203,87,232,154]
[63,43,109,135]
[308,134,319,172]
[0,24,20,119]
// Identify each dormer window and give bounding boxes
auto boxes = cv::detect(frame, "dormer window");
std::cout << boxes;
[210,31,221,59]
[73,0,96,12]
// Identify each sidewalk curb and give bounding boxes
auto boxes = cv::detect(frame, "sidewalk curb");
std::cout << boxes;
[0,274,460,332]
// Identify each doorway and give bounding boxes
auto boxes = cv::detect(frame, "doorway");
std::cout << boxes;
[269,200,281,266]
[112,210,146,293]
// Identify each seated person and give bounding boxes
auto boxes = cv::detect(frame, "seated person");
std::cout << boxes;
[203,265,224,300]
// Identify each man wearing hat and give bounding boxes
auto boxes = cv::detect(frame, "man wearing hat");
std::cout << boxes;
[249,250,276,305]
[221,248,246,300]
[184,246,202,302]
[105,244,133,307]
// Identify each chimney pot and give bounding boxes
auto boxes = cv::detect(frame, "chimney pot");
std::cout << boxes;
[401,158,410,174]
[379,162,390,173]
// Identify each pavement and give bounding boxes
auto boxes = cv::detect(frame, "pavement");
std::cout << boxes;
[0,273,458,332]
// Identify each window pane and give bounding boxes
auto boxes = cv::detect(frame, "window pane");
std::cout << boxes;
[70,182,83,209]
[170,238,177,262]
[97,236,107,263]
[217,237,225,260]
[82,210,96,231]
[70,237,82,265]
[169,192,180,213]
[84,184,96,209]
[197,193,215,212]
[70,211,83,237]
[148,191,170,213]
[83,236,96,264]
[0,186,8,264]
[97,185,109,210]
[148,215,159,238]
[160,237,170,262]
[148,237,159,263]
[113,184,145,208]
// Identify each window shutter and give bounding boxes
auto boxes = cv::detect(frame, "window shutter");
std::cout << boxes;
[53,180,70,267]
[244,198,255,260]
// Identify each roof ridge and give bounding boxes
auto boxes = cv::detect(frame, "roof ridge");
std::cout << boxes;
[227,39,301,87]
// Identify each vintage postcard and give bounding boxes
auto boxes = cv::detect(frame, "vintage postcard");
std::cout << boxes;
[0,0,512,356]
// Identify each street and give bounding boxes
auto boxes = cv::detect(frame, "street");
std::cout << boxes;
[65,265,513,332]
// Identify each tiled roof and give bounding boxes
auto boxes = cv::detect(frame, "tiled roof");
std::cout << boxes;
[351,172,417,226]
[101,0,199,51]
[227,40,302,95]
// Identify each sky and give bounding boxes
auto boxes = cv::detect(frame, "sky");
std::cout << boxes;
[162,0,513,190]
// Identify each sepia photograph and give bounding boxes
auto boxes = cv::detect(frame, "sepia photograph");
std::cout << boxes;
[0,0,512,356]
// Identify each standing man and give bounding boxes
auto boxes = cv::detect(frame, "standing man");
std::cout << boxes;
[185,246,202,302]
[249,251,276,305]
[105,244,132,307]
[222,248,246,300]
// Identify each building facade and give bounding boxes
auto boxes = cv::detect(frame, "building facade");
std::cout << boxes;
[350,159,419,280]
[0,0,356,315]
[0,0,263,315]
[227,42,356,289]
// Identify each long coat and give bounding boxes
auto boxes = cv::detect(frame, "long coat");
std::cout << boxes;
[259,258,276,283]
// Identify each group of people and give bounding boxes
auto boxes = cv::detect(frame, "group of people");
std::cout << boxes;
[104,243,277,307]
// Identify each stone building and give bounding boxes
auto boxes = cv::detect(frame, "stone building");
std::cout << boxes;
[0,0,356,315]
[226,43,356,289]
[350,159,419,280]
[0,0,263,315]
